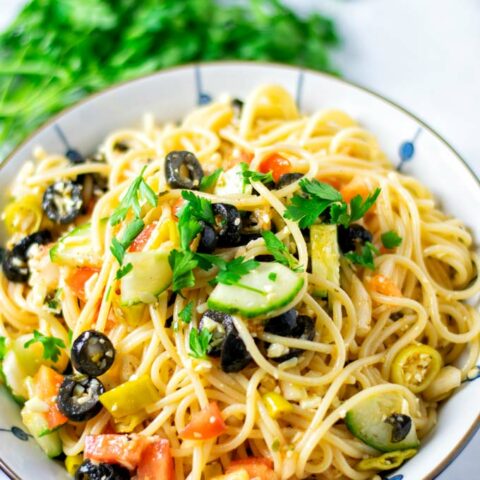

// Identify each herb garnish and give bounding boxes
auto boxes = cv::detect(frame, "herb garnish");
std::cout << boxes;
[262,231,302,272]
[284,178,381,228]
[24,330,65,362]
[110,217,145,264]
[168,250,198,293]
[0,337,6,361]
[189,327,213,359]
[115,262,133,280]
[200,168,223,192]
[381,231,403,249]
[179,301,194,324]
[344,242,379,270]
[240,164,274,185]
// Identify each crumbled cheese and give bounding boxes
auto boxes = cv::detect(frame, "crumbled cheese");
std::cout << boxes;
[267,342,290,358]
[24,397,49,413]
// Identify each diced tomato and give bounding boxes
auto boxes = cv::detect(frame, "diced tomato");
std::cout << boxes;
[32,366,67,429]
[66,266,100,302]
[179,401,226,441]
[226,458,277,480]
[172,198,185,220]
[84,434,149,470]
[240,150,254,165]
[259,154,291,183]
[340,180,370,204]
[369,274,402,297]
[137,438,175,480]
[128,222,157,252]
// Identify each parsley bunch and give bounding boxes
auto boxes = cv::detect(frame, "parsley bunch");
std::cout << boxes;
[284,178,381,229]
[261,231,302,272]
[24,330,65,362]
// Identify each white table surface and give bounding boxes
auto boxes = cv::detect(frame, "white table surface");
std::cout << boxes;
[0,0,478,478]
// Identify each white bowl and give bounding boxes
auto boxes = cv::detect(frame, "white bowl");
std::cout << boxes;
[0,62,479,480]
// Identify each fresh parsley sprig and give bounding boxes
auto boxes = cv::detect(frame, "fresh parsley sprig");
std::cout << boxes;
[200,168,223,192]
[344,241,379,270]
[262,231,302,272]
[110,166,157,226]
[168,250,198,293]
[240,163,274,185]
[381,230,403,249]
[24,330,65,363]
[189,327,213,359]
[115,262,133,280]
[110,217,145,264]
[179,301,194,324]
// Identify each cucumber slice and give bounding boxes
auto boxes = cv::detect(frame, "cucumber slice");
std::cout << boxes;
[0,349,28,404]
[207,262,304,318]
[345,392,420,452]
[120,250,172,305]
[310,224,340,298]
[214,163,252,196]
[21,406,62,458]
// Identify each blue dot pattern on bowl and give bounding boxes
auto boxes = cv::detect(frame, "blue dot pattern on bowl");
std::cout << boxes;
[397,127,422,171]
[384,475,404,480]
[0,425,31,441]
[195,65,212,105]
[463,365,480,382]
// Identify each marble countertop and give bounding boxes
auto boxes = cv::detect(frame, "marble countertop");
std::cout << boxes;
[0,0,478,478]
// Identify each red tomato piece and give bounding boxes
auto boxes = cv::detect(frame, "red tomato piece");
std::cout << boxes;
[84,434,149,470]
[33,365,67,429]
[259,154,291,183]
[66,266,100,302]
[128,222,157,252]
[137,438,175,480]
[226,457,277,480]
[179,401,226,441]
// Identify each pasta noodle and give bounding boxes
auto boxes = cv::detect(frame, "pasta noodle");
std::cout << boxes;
[1,84,479,480]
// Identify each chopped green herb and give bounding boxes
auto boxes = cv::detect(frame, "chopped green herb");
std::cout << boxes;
[200,168,223,192]
[110,217,145,264]
[180,191,214,225]
[67,329,73,347]
[381,230,403,249]
[262,231,301,272]
[0,336,7,361]
[179,301,194,324]
[188,327,213,359]
[45,288,62,315]
[240,164,274,184]
[110,167,157,226]
[344,241,379,270]
[110,237,126,264]
[348,188,381,222]
[168,249,198,293]
[115,262,133,279]
[24,330,65,362]
[268,272,277,282]
[271,438,281,452]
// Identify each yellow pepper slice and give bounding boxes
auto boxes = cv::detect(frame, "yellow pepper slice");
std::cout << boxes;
[3,195,42,235]
[262,391,293,419]
[113,412,148,433]
[357,449,417,471]
[391,344,442,393]
[65,454,83,476]
[99,375,159,418]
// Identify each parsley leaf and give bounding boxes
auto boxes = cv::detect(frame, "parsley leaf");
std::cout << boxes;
[349,188,381,222]
[179,216,203,251]
[110,167,157,226]
[110,217,145,264]
[241,165,274,184]
[189,327,213,359]
[0,337,7,361]
[180,191,214,225]
[262,231,301,271]
[284,194,332,228]
[110,237,126,264]
[344,242,379,270]
[200,168,223,192]
[115,262,133,279]
[216,257,259,286]
[179,301,194,324]
[268,272,277,281]
[381,231,403,249]
[24,330,65,362]
[299,178,342,202]
[168,249,198,293]
[67,329,73,347]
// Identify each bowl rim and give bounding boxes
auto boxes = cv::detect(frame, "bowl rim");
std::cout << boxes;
[0,60,479,480]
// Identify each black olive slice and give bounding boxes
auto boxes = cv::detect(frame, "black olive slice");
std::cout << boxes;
[276,172,303,189]
[199,310,229,357]
[221,329,252,373]
[337,224,373,253]
[212,203,242,247]
[385,413,412,443]
[197,222,218,254]
[75,459,130,480]
[232,98,244,116]
[42,180,83,224]
[57,375,105,422]
[2,230,52,283]
[71,330,115,377]
[165,150,204,190]
[264,310,315,362]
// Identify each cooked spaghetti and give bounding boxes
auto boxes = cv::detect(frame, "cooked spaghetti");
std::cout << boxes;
[0,84,479,480]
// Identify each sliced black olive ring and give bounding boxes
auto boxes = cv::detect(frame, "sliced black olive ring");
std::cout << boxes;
[276,172,303,189]
[42,180,83,224]
[2,230,52,283]
[384,413,413,443]
[337,223,373,254]
[197,222,218,254]
[75,459,130,480]
[57,375,105,422]
[71,330,115,377]
[264,309,316,362]
[211,203,242,247]
[199,310,252,372]
[165,150,204,190]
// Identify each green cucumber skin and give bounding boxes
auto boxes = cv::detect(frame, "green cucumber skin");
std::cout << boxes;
[345,411,420,453]
[120,285,170,307]
[21,409,63,458]
[208,277,304,318]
